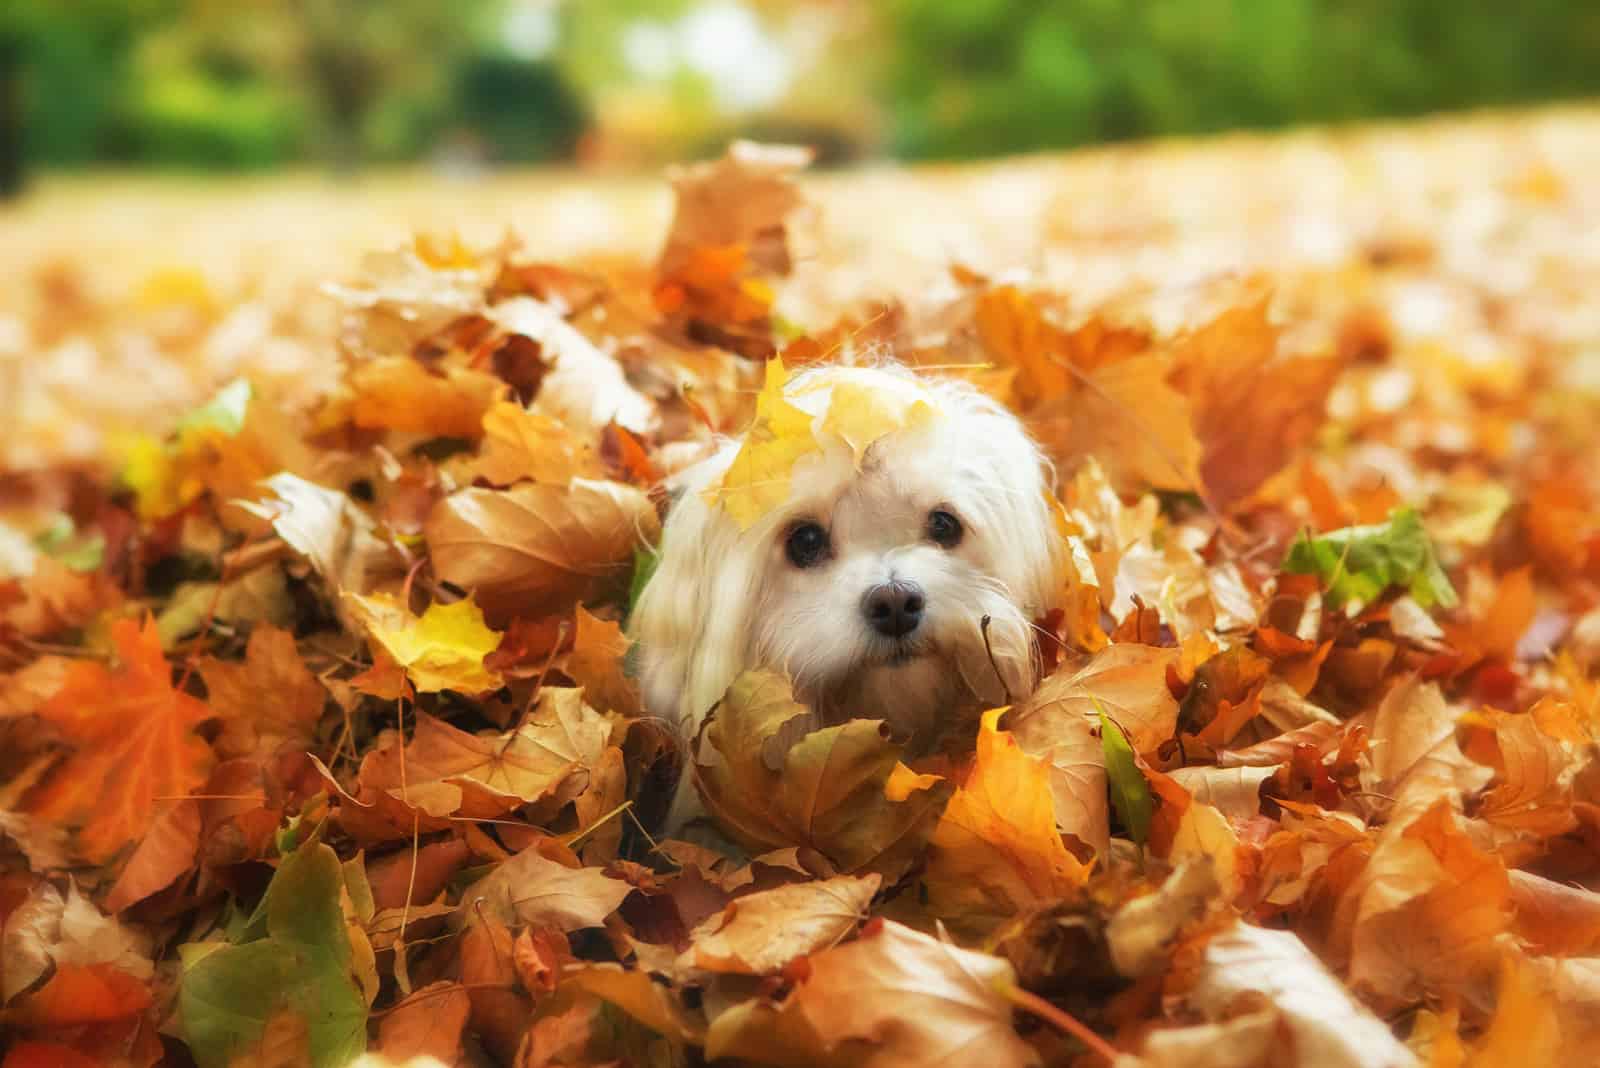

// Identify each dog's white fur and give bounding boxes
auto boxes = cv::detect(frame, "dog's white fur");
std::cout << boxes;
[630,364,1065,830]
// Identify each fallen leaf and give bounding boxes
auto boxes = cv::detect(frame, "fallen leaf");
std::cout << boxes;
[23,617,214,863]
[697,670,953,882]
[347,356,504,438]
[472,401,601,486]
[240,473,401,597]
[199,623,326,759]
[458,841,632,931]
[345,592,504,694]
[688,873,881,975]
[565,605,641,717]
[377,982,470,1066]
[706,919,1040,1068]
[425,478,658,622]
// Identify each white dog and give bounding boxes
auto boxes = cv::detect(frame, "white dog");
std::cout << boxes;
[630,363,1065,831]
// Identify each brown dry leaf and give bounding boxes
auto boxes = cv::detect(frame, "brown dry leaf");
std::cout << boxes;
[472,401,602,486]
[565,606,641,718]
[198,623,326,759]
[490,297,657,435]
[705,919,1040,1068]
[3,880,154,1002]
[1470,708,1577,838]
[1507,870,1600,956]
[1347,800,1511,1006]
[377,982,470,1066]
[696,671,953,882]
[1007,643,1181,854]
[658,140,813,280]
[1168,296,1344,510]
[1183,922,1417,1068]
[458,841,632,931]
[923,708,1089,927]
[686,873,880,975]
[341,689,608,842]
[241,472,402,597]
[23,617,214,863]
[346,356,505,438]
[425,478,659,623]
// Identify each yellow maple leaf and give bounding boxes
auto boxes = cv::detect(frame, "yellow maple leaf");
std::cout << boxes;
[706,359,819,530]
[345,593,504,694]
[924,707,1090,928]
[817,380,938,463]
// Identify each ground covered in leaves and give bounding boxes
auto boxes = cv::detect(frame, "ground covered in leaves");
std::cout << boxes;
[6,110,1600,1067]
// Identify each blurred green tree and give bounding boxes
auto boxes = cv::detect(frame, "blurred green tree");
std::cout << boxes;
[882,0,1600,158]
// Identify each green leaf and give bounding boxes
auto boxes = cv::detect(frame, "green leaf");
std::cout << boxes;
[177,378,252,439]
[625,544,660,623]
[1281,506,1458,612]
[1098,704,1152,849]
[32,513,104,572]
[179,841,367,1068]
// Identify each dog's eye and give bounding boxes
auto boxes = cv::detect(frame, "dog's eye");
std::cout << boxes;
[784,522,831,568]
[927,509,963,548]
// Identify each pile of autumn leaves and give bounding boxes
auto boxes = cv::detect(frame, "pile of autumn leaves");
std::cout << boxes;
[4,140,1600,1068]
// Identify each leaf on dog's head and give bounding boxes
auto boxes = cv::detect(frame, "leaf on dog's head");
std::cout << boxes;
[923,708,1090,931]
[696,670,952,882]
[344,592,503,695]
[706,359,819,529]
[817,380,939,464]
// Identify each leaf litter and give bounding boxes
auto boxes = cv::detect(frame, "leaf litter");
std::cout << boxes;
[5,119,1600,1065]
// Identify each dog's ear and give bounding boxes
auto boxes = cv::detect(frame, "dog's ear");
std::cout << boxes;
[628,456,756,739]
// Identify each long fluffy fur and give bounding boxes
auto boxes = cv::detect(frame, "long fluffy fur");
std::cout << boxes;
[629,364,1065,830]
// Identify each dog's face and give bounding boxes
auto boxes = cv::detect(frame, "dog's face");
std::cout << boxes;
[631,364,1064,748]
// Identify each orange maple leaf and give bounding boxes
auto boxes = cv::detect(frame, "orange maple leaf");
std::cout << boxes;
[24,617,214,863]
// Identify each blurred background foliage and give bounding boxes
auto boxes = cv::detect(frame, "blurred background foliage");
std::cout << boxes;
[2,0,1599,186]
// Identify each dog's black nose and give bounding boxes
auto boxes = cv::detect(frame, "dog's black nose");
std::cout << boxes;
[862,580,925,638]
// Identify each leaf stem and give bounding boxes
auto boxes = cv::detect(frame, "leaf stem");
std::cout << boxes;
[998,980,1120,1065]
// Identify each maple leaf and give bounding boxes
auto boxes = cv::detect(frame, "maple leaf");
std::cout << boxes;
[705,919,1041,1068]
[706,359,821,529]
[472,400,602,486]
[696,670,953,882]
[337,689,608,843]
[179,840,367,1068]
[198,623,327,759]
[685,873,881,975]
[23,617,214,863]
[425,477,659,622]
[565,605,641,718]
[344,592,504,694]
[1053,352,1203,495]
[924,708,1089,927]
[657,140,813,281]
[1167,295,1346,510]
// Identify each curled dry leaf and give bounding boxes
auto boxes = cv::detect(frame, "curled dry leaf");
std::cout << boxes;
[696,670,953,882]
[425,478,658,623]
[457,841,632,932]
[241,472,402,597]
[1171,922,1417,1068]
[490,297,656,435]
[1007,642,1181,854]
[686,873,881,975]
[705,919,1040,1068]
